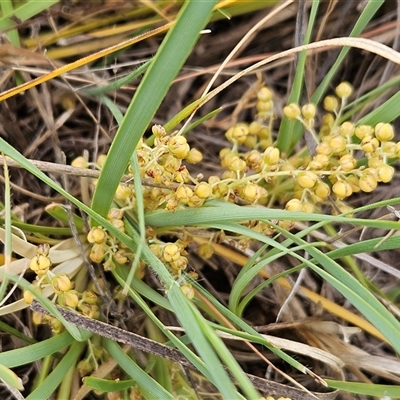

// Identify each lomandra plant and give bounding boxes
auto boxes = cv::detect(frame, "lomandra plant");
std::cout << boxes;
[1,0,400,399]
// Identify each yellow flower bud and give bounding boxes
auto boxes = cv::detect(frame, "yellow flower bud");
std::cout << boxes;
[114,249,128,264]
[152,124,167,138]
[52,275,72,295]
[377,164,394,183]
[314,181,331,200]
[111,218,125,232]
[301,103,316,120]
[361,135,379,153]
[248,121,263,135]
[63,290,80,308]
[346,174,360,193]
[375,123,394,142]
[225,123,249,144]
[339,121,355,137]
[359,172,378,192]
[242,184,267,202]
[175,185,193,203]
[198,243,214,259]
[382,141,396,157]
[194,182,212,199]
[228,157,247,173]
[283,103,301,119]
[257,100,273,113]
[263,147,280,164]
[32,311,44,325]
[180,284,195,300]
[308,154,330,170]
[168,136,190,159]
[87,227,106,244]
[29,255,51,273]
[339,154,357,172]
[329,136,347,153]
[23,290,34,305]
[163,243,181,262]
[186,148,203,164]
[285,198,302,212]
[89,243,107,263]
[107,208,124,221]
[332,180,353,199]
[245,150,263,170]
[355,125,374,140]
[297,171,318,188]
[316,142,333,156]
[257,86,274,102]
[323,95,338,112]
[81,291,98,305]
[115,185,132,200]
[169,256,188,272]
[71,156,88,169]
[335,81,353,99]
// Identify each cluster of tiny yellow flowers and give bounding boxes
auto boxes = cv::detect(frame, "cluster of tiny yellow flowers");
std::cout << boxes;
[76,81,398,290]
[24,243,100,332]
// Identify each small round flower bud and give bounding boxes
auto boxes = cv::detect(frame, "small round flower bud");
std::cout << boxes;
[257,100,273,113]
[339,154,357,172]
[301,103,316,120]
[316,142,333,156]
[257,86,274,102]
[113,249,128,264]
[301,202,314,213]
[152,124,167,138]
[346,174,360,193]
[175,185,193,203]
[308,154,330,170]
[111,219,125,232]
[115,185,132,200]
[186,148,203,164]
[355,125,374,140]
[89,243,107,263]
[71,156,88,169]
[163,243,181,263]
[263,147,280,164]
[323,95,339,112]
[377,164,395,183]
[180,284,195,300]
[225,123,249,144]
[29,255,51,273]
[285,198,302,212]
[297,171,318,188]
[242,184,267,202]
[335,82,353,99]
[228,157,247,173]
[52,275,72,295]
[81,291,98,305]
[359,172,378,192]
[283,103,301,119]
[314,181,331,200]
[361,135,379,153]
[107,208,124,221]
[168,136,190,159]
[87,227,106,244]
[248,121,263,135]
[375,123,394,142]
[23,290,34,305]
[245,150,263,170]
[63,290,80,308]
[194,182,212,199]
[198,243,214,259]
[339,121,355,137]
[169,256,188,272]
[332,181,352,199]
[329,136,347,153]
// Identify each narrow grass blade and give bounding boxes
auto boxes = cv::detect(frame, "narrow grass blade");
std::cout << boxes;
[102,338,174,400]
[26,341,85,400]
[325,379,400,397]
[0,331,74,367]
[91,0,217,218]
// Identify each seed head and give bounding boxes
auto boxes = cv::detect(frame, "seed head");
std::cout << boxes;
[335,82,353,99]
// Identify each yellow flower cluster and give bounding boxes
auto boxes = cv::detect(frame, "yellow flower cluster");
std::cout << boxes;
[25,243,100,332]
